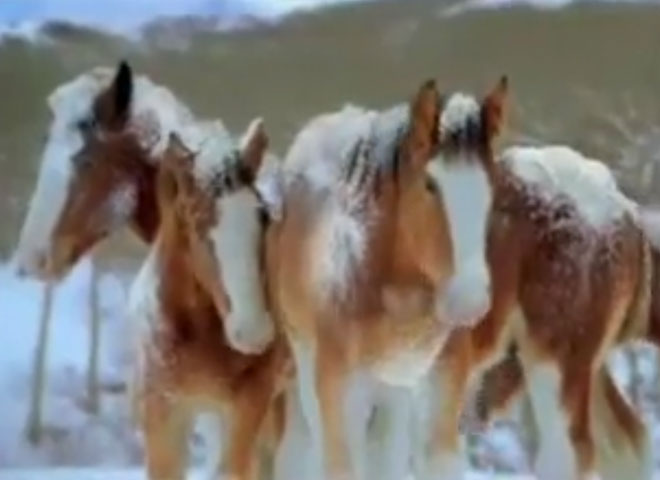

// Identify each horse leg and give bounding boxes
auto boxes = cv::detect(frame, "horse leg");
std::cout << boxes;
[141,389,191,480]
[473,348,525,426]
[289,337,325,477]
[592,366,653,480]
[257,392,286,480]
[366,385,413,480]
[342,372,374,480]
[519,354,593,480]
[220,371,279,480]
[274,385,317,480]
[413,355,471,480]
[316,343,356,480]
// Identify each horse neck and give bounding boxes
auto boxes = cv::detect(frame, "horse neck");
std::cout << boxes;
[129,160,160,243]
[154,212,213,318]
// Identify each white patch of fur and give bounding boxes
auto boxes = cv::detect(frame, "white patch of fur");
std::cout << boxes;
[311,200,368,301]
[366,386,414,480]
[411,370,468,480]
[104,183,137,230]
[439,93,480,138]
[13,131,77,274]
[210,190,274,355]
[183,120,235,186]
[343,372,375,480]
[274,386,320,480]
[289,339,324,476]
[427,158,492,327]
[285,103,408,300]
[523,363,579,480]
[501,145,637,229]
[591,369,654,480]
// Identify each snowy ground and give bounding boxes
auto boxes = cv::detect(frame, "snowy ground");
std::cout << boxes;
[1,256,659,474]
[0,469,537,480]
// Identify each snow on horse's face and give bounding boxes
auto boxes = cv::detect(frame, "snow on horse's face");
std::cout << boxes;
[158,119,275,354]
[14,61,193,279]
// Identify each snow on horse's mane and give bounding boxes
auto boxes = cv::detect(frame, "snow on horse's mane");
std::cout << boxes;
[500,145,637,229]
[283,103,409,192]
[49,66,250,185]
[48,66,197,159]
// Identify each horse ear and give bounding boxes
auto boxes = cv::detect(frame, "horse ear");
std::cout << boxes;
[407,79,440,167]
[112,61,133,120]
[167,132,191,160]
[482,75,508,140]
[240,117,269,178]
[160,133,193,204]
[96,60,134,129]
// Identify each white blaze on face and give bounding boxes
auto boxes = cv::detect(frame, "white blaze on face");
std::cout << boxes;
[427,93,493,327]
[209,189,274,354]
[14,111,84,276]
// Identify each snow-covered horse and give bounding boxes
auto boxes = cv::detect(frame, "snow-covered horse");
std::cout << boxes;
[126,121,290,479]
[265,77,501,480]
[418,137,657,480]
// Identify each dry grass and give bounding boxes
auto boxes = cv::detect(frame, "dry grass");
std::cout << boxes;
[1,0,660,263]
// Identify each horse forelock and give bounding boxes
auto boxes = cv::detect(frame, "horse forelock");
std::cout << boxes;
[438,92,483,149]
[178,120,241,190]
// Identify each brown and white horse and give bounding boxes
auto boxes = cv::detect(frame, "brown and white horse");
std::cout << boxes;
[12,62,276,356]
[265,78,504,480]
[415,137,656,480]
[127,120,289,479]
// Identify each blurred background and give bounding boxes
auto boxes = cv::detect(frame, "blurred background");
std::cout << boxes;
[1,0,660,475]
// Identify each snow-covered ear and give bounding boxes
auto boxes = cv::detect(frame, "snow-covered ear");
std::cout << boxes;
[240,117,268,179]
[255,154,285,222]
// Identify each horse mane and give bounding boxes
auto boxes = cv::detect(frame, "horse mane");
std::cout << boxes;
[282,102,409,195]
[47,66,197,159]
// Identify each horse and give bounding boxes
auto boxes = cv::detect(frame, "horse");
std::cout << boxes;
[126,119,291,479]
[415,139,657,480]
[264,76,505,480]
[471,208,660,477]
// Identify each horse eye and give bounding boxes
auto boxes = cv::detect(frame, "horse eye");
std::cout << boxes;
[77,117,97,134]
[425,176,438,193]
